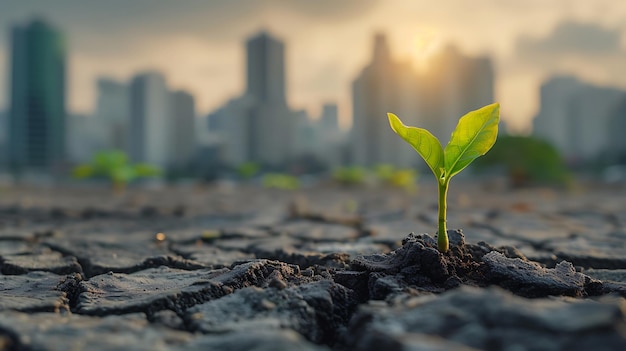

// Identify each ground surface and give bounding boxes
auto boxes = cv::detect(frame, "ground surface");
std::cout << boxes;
[1,179,626,350]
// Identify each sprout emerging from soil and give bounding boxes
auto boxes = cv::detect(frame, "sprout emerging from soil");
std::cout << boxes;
[332,166,368,186]
[72,150,160,194]
[388,103,500,252]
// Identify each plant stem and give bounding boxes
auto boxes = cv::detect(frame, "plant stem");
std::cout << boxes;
[437,181,449,253]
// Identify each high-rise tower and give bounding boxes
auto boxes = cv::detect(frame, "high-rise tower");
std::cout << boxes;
[212,31,295,166]
[170,90,196,169]
[128,72,171,167]
[95,78,130,151]
[246,31,286,106]
[8,19,66,173]
[351,33,419,167]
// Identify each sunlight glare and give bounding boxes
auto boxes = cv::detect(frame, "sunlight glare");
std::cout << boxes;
[411,28,441,71]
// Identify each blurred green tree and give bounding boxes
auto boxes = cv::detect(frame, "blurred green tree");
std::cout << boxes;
[473,136,571,187]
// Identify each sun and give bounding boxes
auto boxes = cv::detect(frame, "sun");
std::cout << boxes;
[410,29,442,71]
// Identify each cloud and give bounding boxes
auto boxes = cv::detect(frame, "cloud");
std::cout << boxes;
[0,0,379,112]
[510,19,626,131]
[513,20,626,86]
[516,20,623,58]
[0,0,378,50]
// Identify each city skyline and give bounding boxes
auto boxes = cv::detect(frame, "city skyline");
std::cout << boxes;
[2,1,626,132]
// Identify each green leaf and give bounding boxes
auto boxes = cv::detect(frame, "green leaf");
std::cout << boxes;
[444,103,500,179]
[387,113,444,180]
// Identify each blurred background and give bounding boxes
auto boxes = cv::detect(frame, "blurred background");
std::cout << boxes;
[1,0,625,187]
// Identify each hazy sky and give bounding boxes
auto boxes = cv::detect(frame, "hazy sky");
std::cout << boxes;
[2,0,626,132]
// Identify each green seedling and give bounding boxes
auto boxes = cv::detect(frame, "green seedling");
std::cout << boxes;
[373,164,395,182]
[388,103,500,252]
[236,162,260,180]
[72,150,160,194]
[262,173,300,190]
[388,169,418,192]
[372,164,418,191]
[332,166,367,186]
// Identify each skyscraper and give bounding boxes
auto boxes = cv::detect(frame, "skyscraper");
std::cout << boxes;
[208,30,295,167]
[128,72,171,167]
[351,33,419,167]
[170,90,196,169]
[320,103,339,131]
[609,100,626,163]
[246,31,286,106]
[245,31,294,165]
[318,103,346,168]
[533,76,626,163]
[67,113,106,163]
[8,19,66,174]
[0,110,6,145]
[0,110,6,168]
[95,78,130,151]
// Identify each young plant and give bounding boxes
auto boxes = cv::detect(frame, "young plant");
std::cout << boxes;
[332,166,368,186]
[236,162,260,180]
[72,150,160,194]
[262,173,300,190]
[388,169,418,192]
[388,103,500,253]
[373,164,395,182]
[373,164,418,191]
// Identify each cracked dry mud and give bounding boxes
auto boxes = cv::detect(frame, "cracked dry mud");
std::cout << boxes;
[1,182,626,351]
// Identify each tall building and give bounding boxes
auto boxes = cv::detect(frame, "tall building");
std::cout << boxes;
[0,110,5,142]
[290,103,346,168]
[95,78,130,151]
[0,110,6,142]
[609,100,626,162]
[0,110,6,169]
[245,31,294,165]
[533,76,626,163]
[170,90,196,169]
[208,30,295,167]
[128,72,171,167]
[66,78,130,164]
[208,96,254,165]
[67,113,107,163]
[246,31,286,106]
[320,103,339,131]
[294,109,316,157]
[351,33,420,168]
[8,19,66,173]
[317,103,345,167]
[532,77,583,158]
